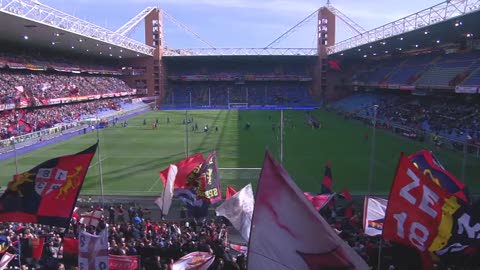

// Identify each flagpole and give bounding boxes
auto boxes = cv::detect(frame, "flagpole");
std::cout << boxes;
[10,136,19,175]
[185,110,189,158]
[280,110,284,165]
[461,141,467,183]
[377,238,383,270]
[96,117,105,207]
[18,237,21,269]
[367,105,378,195]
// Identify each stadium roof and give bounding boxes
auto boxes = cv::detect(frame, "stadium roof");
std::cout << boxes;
[331,10,480,59]
[163,48,318,57]
[0,0,155,59]
[328,0,480,56]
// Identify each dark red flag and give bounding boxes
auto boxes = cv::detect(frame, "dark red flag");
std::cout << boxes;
[159,153,204,189]
[31,237,44,259]
[63,238,79,254]
[226,186,237,200]
[0,143,97,228]
[321,161,333,194]
[340,189,354,218]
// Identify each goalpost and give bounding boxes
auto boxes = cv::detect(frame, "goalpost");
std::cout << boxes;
[227,103,249,109]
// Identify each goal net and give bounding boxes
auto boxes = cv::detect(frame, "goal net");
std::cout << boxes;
[219,167,261,185]
[228,103,249,109]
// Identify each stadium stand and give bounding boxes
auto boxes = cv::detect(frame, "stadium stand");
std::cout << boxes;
[334,92,480,142]
[0,100,122,140]
[353,51,480,89]
[163,57,317,108]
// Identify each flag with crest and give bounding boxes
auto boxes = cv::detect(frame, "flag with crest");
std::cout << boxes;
[0,143,97,228]
[195,151,222,203]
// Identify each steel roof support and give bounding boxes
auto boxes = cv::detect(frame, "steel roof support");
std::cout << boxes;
[327,0,480,55]
[0,0,155,55]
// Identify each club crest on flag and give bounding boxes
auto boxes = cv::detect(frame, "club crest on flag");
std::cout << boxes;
[8,172,35,197]
[33,166,84,199]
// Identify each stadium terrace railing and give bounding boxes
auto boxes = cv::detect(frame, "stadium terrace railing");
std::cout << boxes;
[327,0,480,55]
[0,0,155,56]
[0,122,86,154]
[163,48,318,56]
[0,102,151,155]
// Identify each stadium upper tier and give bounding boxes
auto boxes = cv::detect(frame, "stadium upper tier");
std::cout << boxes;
[351,50,480,92]
[0,50,123,75]
[0,70,136,110]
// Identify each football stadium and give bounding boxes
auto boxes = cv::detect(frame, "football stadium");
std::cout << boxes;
[0,0,479,269]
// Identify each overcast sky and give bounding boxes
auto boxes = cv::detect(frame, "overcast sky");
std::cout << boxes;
[41,0,442,48]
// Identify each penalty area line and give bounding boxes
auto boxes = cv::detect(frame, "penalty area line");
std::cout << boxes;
[89,156,108,168]
[148,177,162,192]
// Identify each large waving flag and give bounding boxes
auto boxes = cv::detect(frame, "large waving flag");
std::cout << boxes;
[196,151,222,203]
[216,184,255,241]
[363,196,388,236]
[159,153,204,189]
[340,189,354,218]
[155,164,178,216]
[383,154,463,254]
[248,152,369,270]
[321,161,333,194]
[0,143,97,228]
[79,229,108,270]
[172,252,215,270]
[409,150,468,203]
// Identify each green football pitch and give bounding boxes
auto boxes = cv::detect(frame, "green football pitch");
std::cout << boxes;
[1,109,479,196]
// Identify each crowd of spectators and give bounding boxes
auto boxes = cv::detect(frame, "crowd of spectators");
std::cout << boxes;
[1,199,477,270]
[0,70,132,104]
[0,204,247,270]
[361,94,480,142]
[0,99,121,140]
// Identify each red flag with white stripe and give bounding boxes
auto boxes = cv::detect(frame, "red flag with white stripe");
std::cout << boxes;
[0,252,15,270]
[248,152,369,270]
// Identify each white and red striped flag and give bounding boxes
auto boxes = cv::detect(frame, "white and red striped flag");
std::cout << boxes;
[248,152,369,270]
[155,164,178,216]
